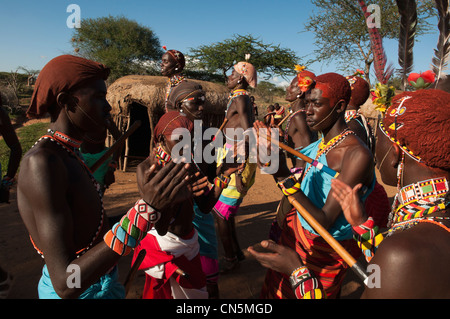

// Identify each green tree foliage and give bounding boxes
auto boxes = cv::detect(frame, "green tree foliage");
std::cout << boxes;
[189,34,300,83]
[303,0,436,85]
[251,81,286,103]
[71,15,163,82]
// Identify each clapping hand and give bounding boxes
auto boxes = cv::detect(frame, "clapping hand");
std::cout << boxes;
[137,157,192,212]
[330,178,367,226]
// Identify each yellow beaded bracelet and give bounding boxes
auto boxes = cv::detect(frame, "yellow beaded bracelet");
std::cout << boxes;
[277,175,301,196]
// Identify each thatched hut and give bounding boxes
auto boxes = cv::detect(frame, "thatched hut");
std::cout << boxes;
[106,75,229,170]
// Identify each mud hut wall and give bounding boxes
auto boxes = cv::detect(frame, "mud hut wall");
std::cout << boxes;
[107,75,229,131]
[106,75,229,161]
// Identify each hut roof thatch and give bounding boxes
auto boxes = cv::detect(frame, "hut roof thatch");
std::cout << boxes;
[106,75,229,117]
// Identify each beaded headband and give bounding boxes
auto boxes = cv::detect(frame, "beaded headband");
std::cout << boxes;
[379,95,422,163]
[179,89,205,105]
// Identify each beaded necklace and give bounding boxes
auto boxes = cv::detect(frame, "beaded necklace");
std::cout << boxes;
[388,176,449,228]
[284,109,305,143]
[225,89,249,115]
[30,130,105,259]
[302,128,355,179]
[165,74,186,112]
[387,213,450,237]
[317,128,354,155]
[52,130,82,148]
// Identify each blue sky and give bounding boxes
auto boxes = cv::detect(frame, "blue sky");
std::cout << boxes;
[0,0,441,86]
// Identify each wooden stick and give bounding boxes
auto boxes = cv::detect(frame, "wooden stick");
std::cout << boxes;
[258,130,339,178]
[259,126,369,283]
[90,120,142,173]
[124,249,146,297]
[287,196,369,284]
[175,268,190,279]
[276,111,292,127]
[213,117,228,141]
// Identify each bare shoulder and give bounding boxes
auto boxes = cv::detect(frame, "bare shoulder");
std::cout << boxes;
[21,140,64,168]
[329,133,373,176]
[363,223,450,298]
[19,141,69,191]
[342,134,372,164]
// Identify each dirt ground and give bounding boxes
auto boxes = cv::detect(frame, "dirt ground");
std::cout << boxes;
[0,158,396,299]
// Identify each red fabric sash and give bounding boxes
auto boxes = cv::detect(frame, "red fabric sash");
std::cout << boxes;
[261,209,360,299]
[132,231,206,299]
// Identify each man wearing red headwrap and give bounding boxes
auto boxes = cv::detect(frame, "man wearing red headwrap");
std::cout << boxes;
[345,74,390,230]
[133,111,244,299]
[284,70,318,167]
[268,70,318,243]
[249,73,375,299]
[17,55,192,299]
[345,75,374,150]
[331,88,450,298]
[27,54,110,120]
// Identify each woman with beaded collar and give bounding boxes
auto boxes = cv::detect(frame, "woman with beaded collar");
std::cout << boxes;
[213,58,258,273]
[331,88,450,298]
[161,47,187,113]
[17,55,193,299]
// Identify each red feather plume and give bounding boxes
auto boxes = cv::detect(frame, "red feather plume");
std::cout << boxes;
[358,0,393,84]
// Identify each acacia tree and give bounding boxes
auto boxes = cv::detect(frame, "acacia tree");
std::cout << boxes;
[189,34,300,82]
[71,15,163,82]
[303,0,435,85]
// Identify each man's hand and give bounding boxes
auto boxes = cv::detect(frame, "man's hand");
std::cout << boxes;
[137,159,192,211]
[190,172,210,197]
[330,178,367,226]
[247,240,303,276]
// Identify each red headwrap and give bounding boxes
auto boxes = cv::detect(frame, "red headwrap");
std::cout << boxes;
[297,70,316,92]
[314,73,351,105]
[154,111,194,144]
[27,55,110,118]
[381,89,450,170]
[346,75,370,107]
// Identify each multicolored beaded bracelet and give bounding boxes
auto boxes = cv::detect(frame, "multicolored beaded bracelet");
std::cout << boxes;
[352,217,383,261]
[103,229,133,256]
[104,199,160,256]
[277,175,301,196]
[289,266,324,299]
[214,174,231,189]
